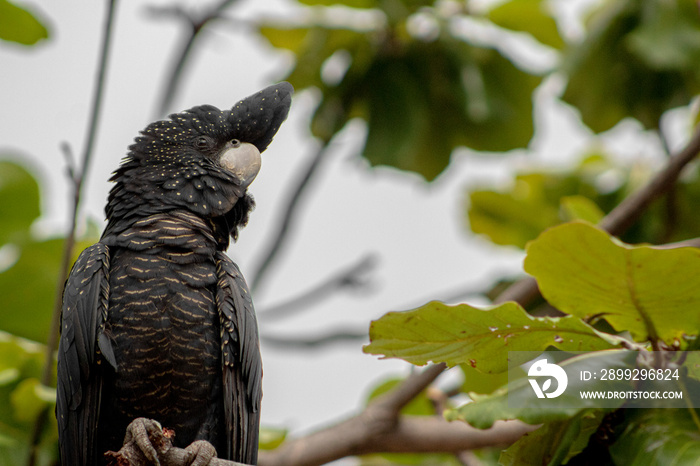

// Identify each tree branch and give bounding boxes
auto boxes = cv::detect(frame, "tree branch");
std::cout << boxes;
[254,363,530,466]
[29,1,118,464]
[147,0,239,117]
[652,237,700,249]
[261,329,368,349]
[109,413,532,466]
[44,0,117,379]
[250,142,330,292]
[258,253,377,321]
[373,363,447,415]
[599,124,700,236]
[108,365,457,465]
[257,416,534,466]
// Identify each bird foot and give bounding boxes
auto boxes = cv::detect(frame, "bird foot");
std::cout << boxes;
[184,440,217,466]
[107,418,220,466]
[122,417,163,466]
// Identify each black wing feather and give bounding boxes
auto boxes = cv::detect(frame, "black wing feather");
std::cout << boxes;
[56,242,113,466]
[215,251,262,464]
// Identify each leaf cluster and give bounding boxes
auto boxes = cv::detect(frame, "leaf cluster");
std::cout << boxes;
[0,160,98,465]
[0,160,99,344]
[0,334,57,466]
[365,221,700,464]
[259,0,700,183]
[469,153,700,250]
[562,0,700,132]
[259,0,544,180]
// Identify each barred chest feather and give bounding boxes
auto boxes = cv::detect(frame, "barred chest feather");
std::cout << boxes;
[100,210,226,450]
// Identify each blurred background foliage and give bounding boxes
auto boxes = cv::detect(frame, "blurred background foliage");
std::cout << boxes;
[4,0,700,464]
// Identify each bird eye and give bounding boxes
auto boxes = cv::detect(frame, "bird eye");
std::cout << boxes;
[195,136,211,150]
[231,139,241,148]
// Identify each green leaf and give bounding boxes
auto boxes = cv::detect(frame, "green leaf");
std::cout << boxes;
[9,378,52,423]
[467,155,622,249]
[260,20,541,181]
[259,26,368,93]
[0,433,18,447]
[468,154,700,249]
[468,174,561,249]
[0,235,98,345]
[460,363,512,395]
[0,238,64,343]
[258,427,287,450]
[363,301,618,373]
[0,160,99,344]
[684,351,700,382]
[625,0,700,71]
[0,369,19,387]
[0,0,48,45]
[560,195,605,224]
[0,335,56,465]
[0,337,44,379]
[499,410,605,465]
[561,0,700,131]
[524,221,700,344]
[446,351,632,428]
[458,43,541,153]
[609,409,700,465]
[360,51,452,179]
[0,160,41,245]
[488,0,564,49]
[366,377,435,415]
[356,40,541,180]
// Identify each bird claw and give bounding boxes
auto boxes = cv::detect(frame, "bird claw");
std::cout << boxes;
[123,417,163,466]
[184,440,217,466]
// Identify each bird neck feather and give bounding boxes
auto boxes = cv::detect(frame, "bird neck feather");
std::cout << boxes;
[101,210,222,259]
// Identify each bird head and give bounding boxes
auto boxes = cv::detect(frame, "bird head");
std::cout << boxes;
[105,82,293,242]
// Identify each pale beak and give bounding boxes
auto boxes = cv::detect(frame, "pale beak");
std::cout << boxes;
[219,139,262,188]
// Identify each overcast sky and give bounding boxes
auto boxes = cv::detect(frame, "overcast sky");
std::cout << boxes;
[0,0,674,456]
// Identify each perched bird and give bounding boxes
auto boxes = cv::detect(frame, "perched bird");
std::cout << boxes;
[56,82,293,465]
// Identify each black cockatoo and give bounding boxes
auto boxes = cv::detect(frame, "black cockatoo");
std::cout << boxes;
[56,82,293,465]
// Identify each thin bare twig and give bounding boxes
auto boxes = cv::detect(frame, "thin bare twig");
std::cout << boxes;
[147,0,238,117]
[45,0,117,370]
[250,142,330,292]
[258,253,377,321]
[28,2,118,465]
[261,329,368,348]
[652,237,700,249]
